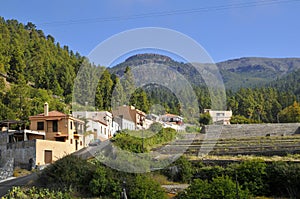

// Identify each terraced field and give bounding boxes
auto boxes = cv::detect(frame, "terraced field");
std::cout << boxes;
[157,133,300,157]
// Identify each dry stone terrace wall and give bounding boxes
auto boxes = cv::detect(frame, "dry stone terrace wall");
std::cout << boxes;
[0,158,14,181]
[201,123,300,138]
[0,133,36,169]
[5,140,36,168]
[0,133,7,156]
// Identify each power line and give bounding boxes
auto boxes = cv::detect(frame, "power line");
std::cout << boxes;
[37,0,299,27]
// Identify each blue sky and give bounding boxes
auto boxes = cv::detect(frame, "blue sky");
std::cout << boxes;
[1,0,300,63]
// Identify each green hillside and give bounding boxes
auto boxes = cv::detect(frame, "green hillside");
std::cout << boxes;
[1,17,300,124]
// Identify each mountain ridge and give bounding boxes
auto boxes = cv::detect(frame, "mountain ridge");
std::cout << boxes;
[110,53,300,90]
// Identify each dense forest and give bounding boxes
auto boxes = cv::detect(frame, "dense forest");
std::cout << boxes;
[1,17,300,124]
[0,17,83,121]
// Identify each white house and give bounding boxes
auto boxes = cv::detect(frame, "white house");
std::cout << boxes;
[113,115,135,131]
[73,111,120,143]
[204,109,232,125]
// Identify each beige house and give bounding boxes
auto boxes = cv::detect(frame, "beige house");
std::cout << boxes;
[204,109,232,125]
[28,102,85,165]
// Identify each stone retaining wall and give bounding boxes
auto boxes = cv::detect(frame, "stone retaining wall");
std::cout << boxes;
[0,133,36,169]
[0,158,14,181]
[201,123,300,138]
[4,140,36,168]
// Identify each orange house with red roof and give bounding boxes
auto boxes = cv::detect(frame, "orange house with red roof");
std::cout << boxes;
[28,102,84,165]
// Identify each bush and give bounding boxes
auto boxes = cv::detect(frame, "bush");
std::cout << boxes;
[127,174,167,199]
[111,127,177,153]
[177,176,250,199]
[199,112,212,125]
[266,161,300,198]
[88,165,121,198]
[88,163,167,199]
[227,159,267,196]
[194,165,225,181]
[38,155,95,193]
[3,186,73,199]
[162,156,194,183]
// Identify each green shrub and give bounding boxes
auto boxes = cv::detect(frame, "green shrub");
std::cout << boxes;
[162,156,194,183]
[3,186,73,199]
[266,161,300,198]
[127,174,167,199]
[227,159,267,196]
[38,155,95,193]
[194,165,226,181]
[111,127,177,153]
[199,112,212,125]
[88,165,121,198]
[177,176,250,199]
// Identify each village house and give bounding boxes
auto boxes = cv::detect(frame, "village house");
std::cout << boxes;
[204,109,232,125]
[0,102,85,169]
[160,113,185,131]
[72,111,120,143]
[112,105,146,130]
[161,113,183,125]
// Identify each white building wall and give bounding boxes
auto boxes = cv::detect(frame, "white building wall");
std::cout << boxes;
[204,109,232,125]
[111,121,120,135]
[73,111,115,141]
[114,116,135,131]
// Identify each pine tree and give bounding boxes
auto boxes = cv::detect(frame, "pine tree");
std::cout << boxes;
[111,76,125,108]
[95,69,113,111]
[129,88,149,113]
[121,66,135,105]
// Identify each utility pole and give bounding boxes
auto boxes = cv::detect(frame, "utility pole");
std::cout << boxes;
[141,119,145,153]
[121,180,128,199]
[235,170,240,199]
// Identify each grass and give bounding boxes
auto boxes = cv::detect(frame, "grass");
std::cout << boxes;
[13,167,32,177]
[149,173,179,185]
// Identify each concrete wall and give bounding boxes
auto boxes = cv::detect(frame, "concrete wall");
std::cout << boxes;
[201,123,300,138]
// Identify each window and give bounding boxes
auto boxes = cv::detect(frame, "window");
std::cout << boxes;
[70,121,73,130]
[37,122,44,130]
[216,113,225,117]
[70,139,73,144]
[80,141,82,146]
[52,120,58,132]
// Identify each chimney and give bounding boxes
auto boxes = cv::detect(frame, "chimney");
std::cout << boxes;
[44,102,49,116]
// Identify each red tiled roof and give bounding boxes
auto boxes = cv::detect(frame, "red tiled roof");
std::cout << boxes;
[164,113,179,117]
[36,111,67,117]
[30,111,85,123]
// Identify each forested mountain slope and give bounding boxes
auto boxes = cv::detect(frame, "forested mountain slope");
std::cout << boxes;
[1,17,300,124]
